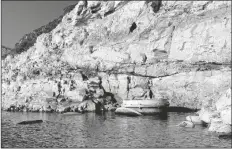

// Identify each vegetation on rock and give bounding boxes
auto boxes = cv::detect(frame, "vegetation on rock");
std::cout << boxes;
[3,2,78,57]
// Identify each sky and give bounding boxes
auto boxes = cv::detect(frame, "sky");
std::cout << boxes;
[2,1,78,48]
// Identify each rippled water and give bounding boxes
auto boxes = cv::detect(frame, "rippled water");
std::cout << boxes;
[1,111,231,148]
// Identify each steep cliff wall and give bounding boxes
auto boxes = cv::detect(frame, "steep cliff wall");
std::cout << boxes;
[2,1,231,112]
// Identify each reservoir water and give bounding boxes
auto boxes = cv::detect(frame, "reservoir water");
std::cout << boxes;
[1,111,231,148]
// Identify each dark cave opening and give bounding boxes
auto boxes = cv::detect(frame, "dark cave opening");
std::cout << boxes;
[129,22,137,33]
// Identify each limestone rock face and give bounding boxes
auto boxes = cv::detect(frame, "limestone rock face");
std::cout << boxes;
[209,118,231,134]
[1,1,231,113]
[220,107,231,125]
[198,108,218,124]
[215,88,231,125]
[216,88,231,111]
[198,88,231,132]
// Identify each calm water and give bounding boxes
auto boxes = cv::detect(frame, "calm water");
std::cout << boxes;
[1,111,231,148]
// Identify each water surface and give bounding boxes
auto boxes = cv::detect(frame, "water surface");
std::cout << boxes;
[1,111,231,148]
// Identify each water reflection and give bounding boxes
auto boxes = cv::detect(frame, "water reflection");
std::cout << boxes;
[1,111,231,148]
[152,112,168,120]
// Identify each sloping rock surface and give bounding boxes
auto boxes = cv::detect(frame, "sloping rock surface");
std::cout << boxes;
[2,1,231,112]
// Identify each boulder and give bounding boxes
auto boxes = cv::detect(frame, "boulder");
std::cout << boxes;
[69,102,81,112]
[216,125,231,134]
[216,88,231,111]
[220,107,231,125]
[30,103,42,112]
[49,102,58,110]
[209,119,231,134]
[78,100,97,112]
[198,108,218,124]
[39,108,44,112]
[56,105,71,113]
[23,108,29,112]
[186,116,203,125]
[43,106,54,113]
[178,121,195,128]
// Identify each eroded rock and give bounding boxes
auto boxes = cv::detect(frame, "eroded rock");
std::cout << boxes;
[198,108,219,124]
[209,118,231,134]
[1,1,231,117]
[178,121,195,128]
[78,100,98,112]
[216,88,231,111]
[220,107,231,125]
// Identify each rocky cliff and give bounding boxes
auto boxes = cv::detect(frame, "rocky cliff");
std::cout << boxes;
[2,1,231,115]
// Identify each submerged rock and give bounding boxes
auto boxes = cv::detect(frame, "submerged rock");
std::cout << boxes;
[178,121,195,128]
[17,120,43,125]
[218,133,232,139]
